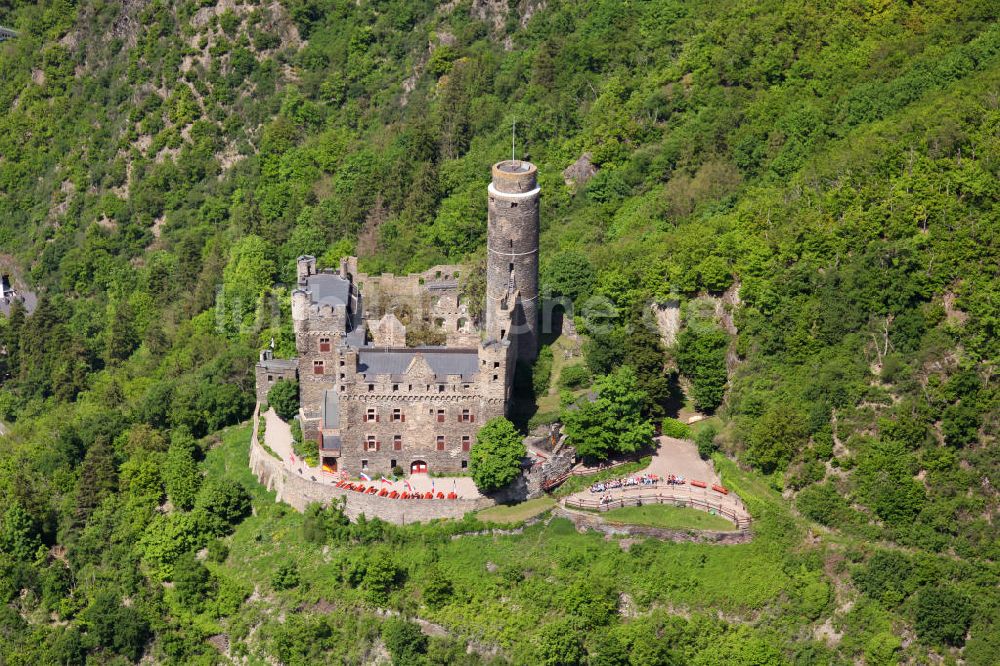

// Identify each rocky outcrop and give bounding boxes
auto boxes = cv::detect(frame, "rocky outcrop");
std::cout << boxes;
[562,152,597,189]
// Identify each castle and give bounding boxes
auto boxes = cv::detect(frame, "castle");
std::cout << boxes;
[255,160,541,477]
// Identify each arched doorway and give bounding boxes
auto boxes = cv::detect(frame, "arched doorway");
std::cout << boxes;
[410,460,428,474]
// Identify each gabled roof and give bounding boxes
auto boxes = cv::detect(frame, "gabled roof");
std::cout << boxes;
[357,348,479,381]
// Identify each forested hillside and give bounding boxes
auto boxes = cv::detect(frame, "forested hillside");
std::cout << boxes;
[0,0,997,663]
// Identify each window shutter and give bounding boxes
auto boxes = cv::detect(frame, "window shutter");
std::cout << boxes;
[470,414,475,423]
[401,414,405,422]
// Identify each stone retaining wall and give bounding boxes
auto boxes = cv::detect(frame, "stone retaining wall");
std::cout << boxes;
[249,435,495,523]
[555,508,753,545]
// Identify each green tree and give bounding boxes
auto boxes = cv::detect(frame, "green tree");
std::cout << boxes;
[914,585,973,647]
[268,379,299,421]
[75,437,119,524]
[195,479,251,536]
[0,501,41,561]
[543,251,596,304]
[382,618,428,665]
[470,417,525,493]
[695,424,719,459]
[164,429,202,511]
[82,591,151,662]
[562,366,655,461]
[172,551,214,611]
[537,620,585,666]
[676,327,728,412]
[746,407,808,473]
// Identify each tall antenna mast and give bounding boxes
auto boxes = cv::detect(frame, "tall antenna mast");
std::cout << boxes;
[511,118,516,164]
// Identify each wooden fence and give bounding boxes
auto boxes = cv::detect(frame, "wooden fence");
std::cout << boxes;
[565,491,752,530]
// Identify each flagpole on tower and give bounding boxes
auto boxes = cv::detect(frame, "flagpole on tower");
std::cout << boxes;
[512,118,516,165]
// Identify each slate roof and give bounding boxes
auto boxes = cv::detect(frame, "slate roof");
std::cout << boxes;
[305,272,352,306]
[259,358,298,371]
[357,349,479,380]
[322,389,340,429]
[321,434,341,451]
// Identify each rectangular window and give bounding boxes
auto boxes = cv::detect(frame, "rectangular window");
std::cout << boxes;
[390,459,397,469]
[436,436,445,451]
[368,384,374,392]
[461,460,468,469]
[392,384,399,392]
[436,409,445,423]
[438,384,445,393]
[460,409,472,423]
[361,459,368,470]
[366,435,378,451]
[267,374,273,382]
[319,337,331,352]
[365,408,377,423]
[393,435,402,451]
[313,360,324,374]
[392,408,403,422]
[462,436,471,452]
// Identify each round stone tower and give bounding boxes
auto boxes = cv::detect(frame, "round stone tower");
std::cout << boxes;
[486,160,540,362]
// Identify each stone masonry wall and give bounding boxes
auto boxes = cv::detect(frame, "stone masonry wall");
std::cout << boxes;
[250,434,494,523]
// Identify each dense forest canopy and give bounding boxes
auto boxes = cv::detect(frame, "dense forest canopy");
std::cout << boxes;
[0,0,996,663]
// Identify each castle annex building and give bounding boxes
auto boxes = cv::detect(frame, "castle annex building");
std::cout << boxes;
[256,161,541,477]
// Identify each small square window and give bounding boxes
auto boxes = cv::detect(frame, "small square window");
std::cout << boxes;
[392,408,403,422]
[461,460,468,469]
[368,384,374,392]
[392,384,399,392]
[267,374,273,382]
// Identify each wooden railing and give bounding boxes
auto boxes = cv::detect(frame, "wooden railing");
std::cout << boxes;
[564,491,752,530]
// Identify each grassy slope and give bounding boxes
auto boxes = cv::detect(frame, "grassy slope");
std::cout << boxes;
[206,424,794,658]
[602,504,738,531]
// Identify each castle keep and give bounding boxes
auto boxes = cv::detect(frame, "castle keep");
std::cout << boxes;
[256,161,541,477]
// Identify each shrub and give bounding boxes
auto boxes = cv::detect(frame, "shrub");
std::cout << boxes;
[206,539,229,564]
[853,551,912,606]
[382,618,428,664]
[695,424,719,459]
[558,364,591,390]
[660,417,691,439]
[422,568,453,609]
[268,380,299,421]
[172,551,213,612]
[271,562,300,590]
[914,585,973,647]
[796,482,852,527]
[533,346,554,396]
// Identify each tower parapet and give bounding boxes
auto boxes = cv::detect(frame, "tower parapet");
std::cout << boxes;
[486,160,540,362]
